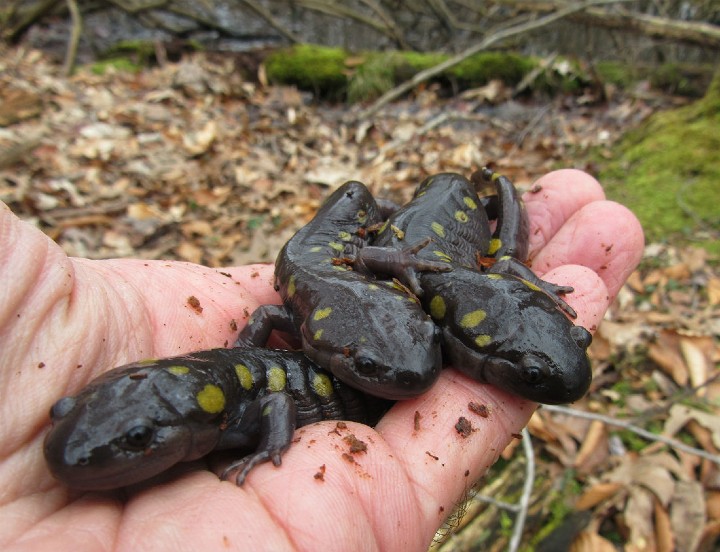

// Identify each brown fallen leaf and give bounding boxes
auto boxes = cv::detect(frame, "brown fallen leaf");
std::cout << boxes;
[648,329,689,386]
[576,481,623,510]
[670,480,706,552]
[570,529,616,552]
[654,498,674,552]
[574,420,608,474]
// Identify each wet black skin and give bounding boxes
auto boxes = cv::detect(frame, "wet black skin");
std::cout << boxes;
[235,181,445,400]
[43,348,390,490]
[363,172,592,404]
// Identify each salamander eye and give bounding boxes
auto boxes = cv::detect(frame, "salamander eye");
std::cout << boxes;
[123,424,154,450]
[520,355,550,385]
[355,356,380,376]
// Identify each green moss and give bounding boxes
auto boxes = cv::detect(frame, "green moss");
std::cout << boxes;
[265,44,349,99]
[525,471,583,550]
[452,52,536,85]
[90,57,142,75]
[347,52,400,103]
[264,45,539,101]
[595,61,638,89]
[650,63,706,97]
[599,71,720,254]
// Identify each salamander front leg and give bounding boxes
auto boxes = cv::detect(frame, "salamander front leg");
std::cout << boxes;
[350,237,451,296]
[220,392,297,486]
[235,305,297,347]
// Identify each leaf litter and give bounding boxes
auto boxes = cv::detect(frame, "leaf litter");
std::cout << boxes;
[1,46,719,550]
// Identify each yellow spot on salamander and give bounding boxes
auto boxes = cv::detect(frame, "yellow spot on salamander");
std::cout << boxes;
[314,329,324,340]
[455,210,469,223]
[359,336,368,343]
[312,373,333,397]
[332,264,351,271]
[167,365,190,376]
[486,273,503,280]
[490,172,501,182]
[314,307,333,321]
[521,279,542,292]
[197,384,226,413]
[367,283,379,290]
[357,209,368,224]
[390,225,405,239]
[488,239,502,255]
[287,274,296,297]
[463,196,477,210]
[474,335,492,347]
[328,241,344,252]
[338,231,352,241]
[429,295,446,320]
[433,250,452,263]
[431,222,445,238]
[267,366,286,392]
[460,309,487,329]
[138,358,158,365]
[310,246,323,252]
[377,220,388,234]
[234,364,253,390]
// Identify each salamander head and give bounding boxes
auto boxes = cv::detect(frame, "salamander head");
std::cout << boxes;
[301,299,443,400]
[43,364,220,490]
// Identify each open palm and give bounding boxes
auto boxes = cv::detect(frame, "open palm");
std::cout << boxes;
[0,170,643,551]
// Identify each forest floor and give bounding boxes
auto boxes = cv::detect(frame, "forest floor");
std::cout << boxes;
[1,45,719,551]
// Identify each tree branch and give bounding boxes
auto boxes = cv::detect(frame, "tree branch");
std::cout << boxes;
[354,0,633,121]
[62,0,82,76]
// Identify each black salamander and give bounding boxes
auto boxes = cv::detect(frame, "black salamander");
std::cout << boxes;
[235,181,447,400]
[44,347,391,490]
[360,172,592,404]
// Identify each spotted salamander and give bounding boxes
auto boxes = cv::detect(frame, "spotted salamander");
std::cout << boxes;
[235,180,446,400]
[44,347,390,490]
[360,171,592,404]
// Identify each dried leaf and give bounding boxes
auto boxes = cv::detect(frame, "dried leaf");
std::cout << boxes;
[664,404,720,450]
[654,498,674,552]
[574,420,608,474]
[185,121,217,156]
[570,530,616,552]
[625,486,657,551]
[576,482,623,510]
[670,480,706,552]
[648,330,688,386]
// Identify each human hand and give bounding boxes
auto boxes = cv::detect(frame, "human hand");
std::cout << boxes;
[0,169,643,551]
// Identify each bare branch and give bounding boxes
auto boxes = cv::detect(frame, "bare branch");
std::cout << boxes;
[238,0,303,44]
[62,0,82,76]
[354,0,633,121]
[542,404,720,465]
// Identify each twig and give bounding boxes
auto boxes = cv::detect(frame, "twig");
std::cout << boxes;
[354,0,633,121]
[509,427,534,552]
[542,404,720,465]
[359,0,411,49]
[239,0,303,44]
[473,427,535,552]
[62,0,82,76]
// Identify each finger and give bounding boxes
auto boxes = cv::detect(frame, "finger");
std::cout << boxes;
[220,263,279,307]
[530,201,644,299]
[523,169,606,254]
